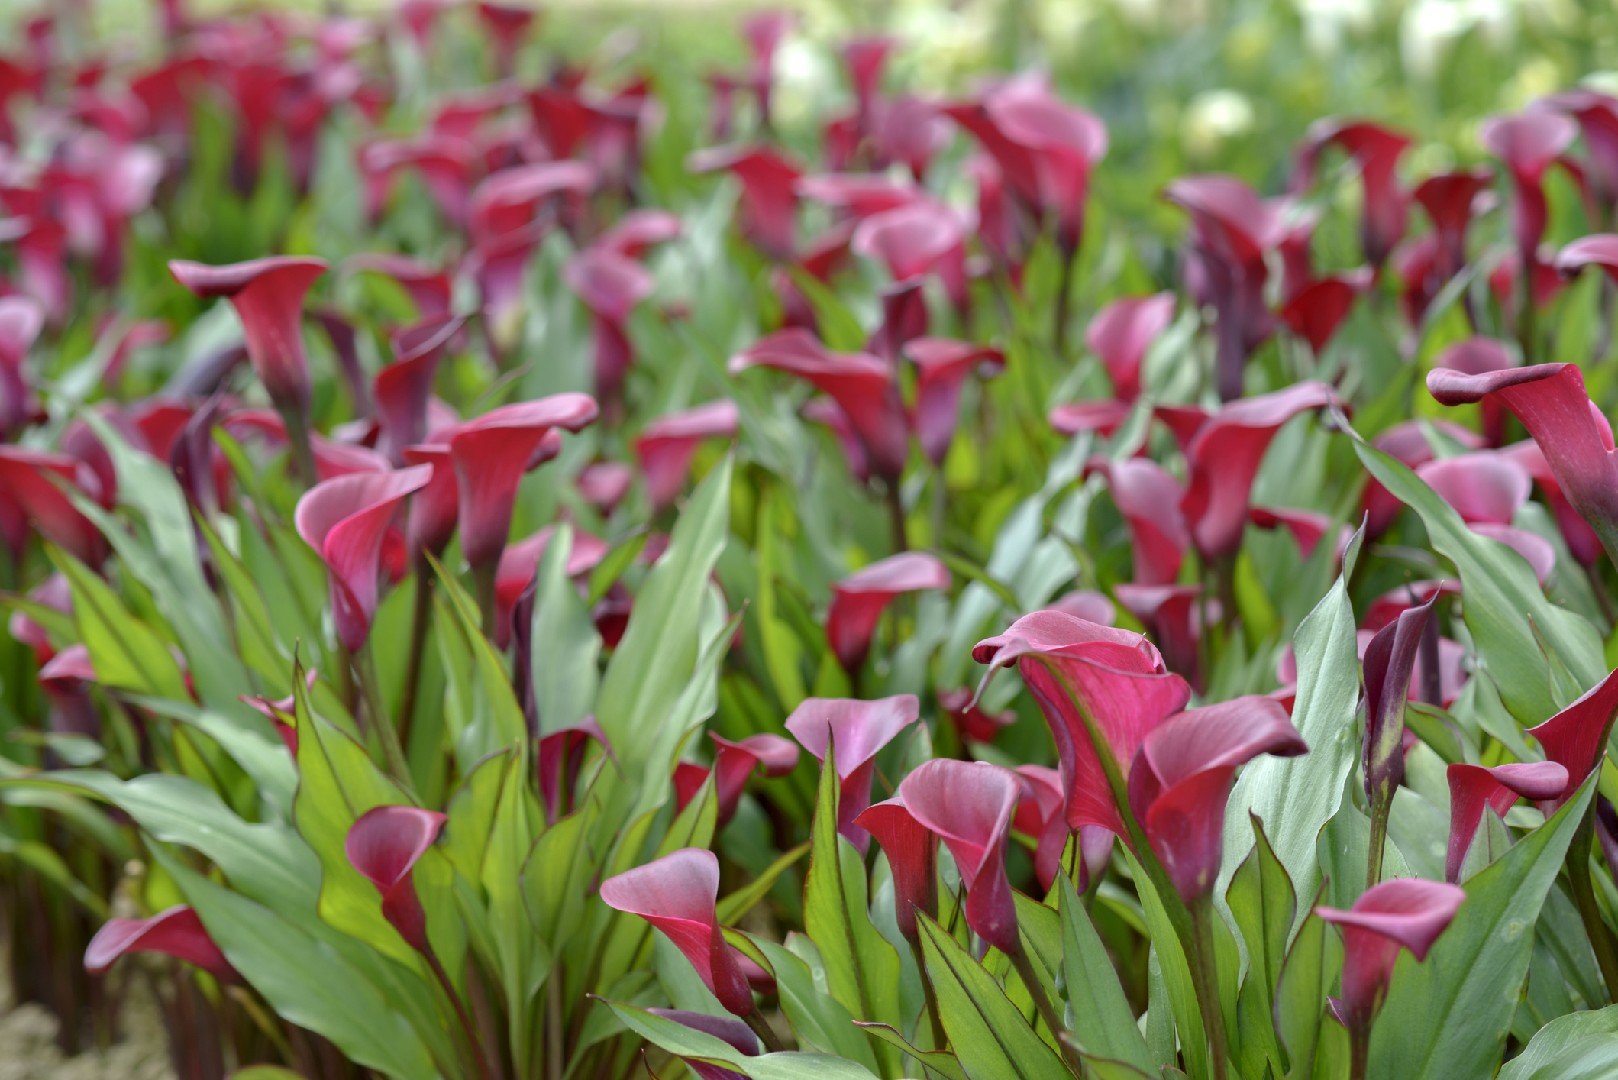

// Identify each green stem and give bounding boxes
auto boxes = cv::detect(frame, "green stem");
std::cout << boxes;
[1366,785,1392,890]
[908,935,947,1052]
[358,645,414,791]
[277,402,319,489]
[473,561,499,641]
[1009,945,1084,1077]
[743,1011,787,1054]
[884,479,909,554]
[424,946,495,1080]
[1189,901,1231,1080]
[398,557,434,753]
[1569,807,1618,1002]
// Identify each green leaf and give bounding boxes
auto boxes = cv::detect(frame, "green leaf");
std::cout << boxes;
[756,484,808,710]
[1057,876,1152,1072]
[757,938,883,1070]
[606,1000,883,1080]
[1226,815,1296,1009]
[52,548,189,700]
[230,1069,309,1080]
[1221,528,1362,930]
[916,916,1070,1080]
[1273,907,1341,1080]
[1123,850,1207,1080]
[717,841,810,924]
[530,523,601,736]
[1497,1005,1618,1080]
[855,1022,967,1080]
[1369,778,1597,1078]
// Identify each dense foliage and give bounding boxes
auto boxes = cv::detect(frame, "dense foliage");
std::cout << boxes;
[6,1,1618,1078]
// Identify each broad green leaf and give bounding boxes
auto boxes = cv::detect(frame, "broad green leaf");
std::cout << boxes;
[607,1000,883,1080]
[855,1022,967,1080]
[1124,850,1208,1080]
[1058,876,1152,1072]
[530,524,601,737]
[1497,1005,1618,1080]
[52,549,189,700]
[756,483,808,710]
[1274,908,1341,1080]
[430,559,528,763]
[1226,816,1296,1011]
[916,916,1069,1080]
[1369,779,1596,1078]
[758,938,883,1070]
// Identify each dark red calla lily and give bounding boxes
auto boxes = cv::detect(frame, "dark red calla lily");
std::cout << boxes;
[634,400,741,510]
[1293,119,1412,268]
[1481,111,1578,270]
[688,144,802,260]
[1317,879,1465,1032]
[1248,506,1346,562]
[564,247,654,402]
[1013,765,1114,893]
[1180,380,1340,562]
[975,610,1191,836]
[600,848,755,1016]
[694,733,799,827]
[1413,167,1493,286]
[85,906,234,981]
[1433,338,1516,446]
[1362,596,1436,814]
[1444,761,1568,883]
[169,257,327,415]
[474,1,534,77]
[900,758,1023,955]
[535,717,611,821]
[1087,293,1175,402]
[785,694,919,848]
[826,553,950,672]
[841,34,895,133]
[1541,90,1618,208]
[1084,457,1189,586]
[1114,583,1209,694]
[577,461,634,514]
[374,316,465,465]
[493,524,609,649]
[729,329,909,481]
[1279,271,1368,355]
[345,806,446,954]
[854,796,937,939]
[937,687,1014,745]
[1414,451,1530,525]
[1050,399,1134,439]
[0,295,43,435]
[904,339,1005,465]
[1128,696,1307,902]
[795,174,919,219]
[345,253,455,319]
[740,9,792,129]
[1047,589,1118,625]
[1498,439,1605,567]
[448,395,598,570]
[1526,666,1618,815]
[0,448,107,567]
[295,465,432,652]
[1427,363,1618,564]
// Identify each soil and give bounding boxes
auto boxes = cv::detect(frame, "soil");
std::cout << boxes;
[0,972,173,1080]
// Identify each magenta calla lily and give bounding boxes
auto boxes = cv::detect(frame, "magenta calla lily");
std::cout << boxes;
[0,448,107,567]
[1363,420,1484,538]
[1414,452,1530,525]
[1317,879,1465,1033]
[853,795,937,939]
[1362,595,1436,811]
[345,253,455,319]
[169,256,327,414]
[85,905,235,982]
[937,687,1015,745]
[1087,293,1175,402]
[375,316,464,465]
[599,848,755,1016]
[1114,583,1208,693]
[1444,761,1569,882]
[682,732,800,828]
[900,758,1023,955]
[295,464,432,652]
[1085,457,1190,586]
[785,694,919,848]
[1480,112,1578,268]
[826,552,950,671]
[345,806,446,954]
[564,248,654,402]
[904,339,1005,465]
[688,143,802,260]
[1013,765,1113,893]
[1526,666,1618,814]
[1294,119,1412,267]
[634,400,741,510]
[0,295,43,435]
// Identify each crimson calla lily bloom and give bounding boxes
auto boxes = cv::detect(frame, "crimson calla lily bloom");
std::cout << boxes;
[1279,272,1368,355]
[1316,879,1465,1033]
[374,316,464,465]
[1444,761,1568,883]
[1526,666,1618,815]
[1555,234,1618,286]
[448,395,598,570]
[474,1,534,77]
[785,695,919,848]
[1180,381,1340,562]
[975,610,1191,836]
[0,448,107,567]
[937,687,1014,745]
[345,254,455,320]
[295,465,432,652]
[900,758,1023,954]
[345,806,446,954]
[1248,506,1345,562]
[1414,451,1530,525]
[1363,596,1435,815]
[1087,293,1175,402]
[904,339,1005,465]
[598,209,683,259]
[600,848,755,1016]
[1427,364,1618,564]
[826,552,950,672]
[1085,457,1189,586]
[1480,112,1578,269]
[1362,420,1484,539]
[1414,168,1493,284]
[729,329,909,481]
[1014,765,1113,893]
[168,257,327,415]
[1293,119,1412,268]
[854,796,937,939]
[1433,338,1516,446]
[564,247,654,402]
[493,524,609,648]
[634,401,741,510]
[1129,696,1307,902]
[740,9,792,129]
[85,906,234,981]
[0,295,42,435]
[688,144,802,260]
[1114,583,1208,693]
[535,717,611,820]
[689,733,800,827]
[1542,90,1618,206]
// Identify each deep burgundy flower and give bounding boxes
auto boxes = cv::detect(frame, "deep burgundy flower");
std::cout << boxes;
[564,248,654,402]
[1526,666,1618,815]
[1480,112,1578,269]
[1087,293,1175,402]
[685,733,800,827]
[1427,364,1618,564]
[1413,168,1493,284]
[729,330,909,481]
[634,401,741,510]
[1362,419,1485,539]
[1083,457,1189,586]
[168,257,328,414]
[1014,766,1108,893]
[1362,597,1435,821]
[473,1,535,77]
[1114,583,1208,694]
[493,524,609,648]
[740,9,793,129]
[827,553,950,671]
[374,316,465,465]
[937,687,1015,745]
[536,717,611,821]
[345,806,446,954]
[85,906,235,981]
[854,796,937,939]
[1049,399,1134,439]
[295,465,432,652]
[1541,90,1618,207]
[1293,120,1412,268]
[975,611,1190,836]
[1316,879,1465,1032]
[903,339,1005,465]
[345,254,455,319]
[600,848,755,1016]
[1279,271,1369,355]
[900,758,1023,955]
[1248,506,1346,563]
[1444,761,1568,882]
[0,448,107,567]
[1432,338,1515,445]
[1128,696,1307,902]
[448,395,599,570]
[1180,381,1340,562]
[785,694,919,848]
[688,144,802,260]
[0,295,43,435]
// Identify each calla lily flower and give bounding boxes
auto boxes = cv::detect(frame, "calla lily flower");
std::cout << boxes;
[295,465,432,652]
[679,733,799,828]
[493,524,609,648]
[448,395,599,570]
[1014,764,1114,893]
[1293,119,1412,268]
[1541,90,1618,207]
[1480,112,1578,270]
[1413,168,1493,285]
[1427,363,1618,564]
[1084,457,1189,586]
[1555,233,1618,286]
[1444,761,1568,882]
[937,687,1015,745]
[1362,596,1435,817]
[0,295,43,435]
[85,906,234,982]
[1316,879,1465,1033]
[345,806,446,954]
[729,330,909,481]
[975,611,1190,836]
[634,401,740,510]
[688,144,802,260]
[345,253,455,319]
[599,848,756,1016]
[536,717,611,820]
[474,1,534,77]
[1279,272,1368,355]
[1129,696,1307,902]
[903,339,1005,465]
[1363,419,1485,538]
[1046,589,1118,625]
[854,795,937,939]
[1087,293,1175,402]
[827,552,950,671]
[1114,583,1209,693]
[1248,506,1346,562]
[1180,381,1341,562]
[785,694,919,848]
[900,758,1023,955]
[741,9,792,129]
[0,448,108,567]
[1414,451,1530,525]
[564,247,654,402]
[375,316,465,465]
[1432,338,1516,446]
[1526,666,1618,815]
[597,209,683,259]
[169,257,327,415]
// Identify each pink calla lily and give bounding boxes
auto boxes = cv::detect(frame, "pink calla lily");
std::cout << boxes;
[1444,761,1568,882]
[85,906,235,982]
[345,806,446,954]
[785,694,919,848]
[826,552,950,671]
